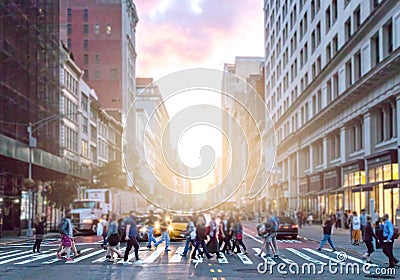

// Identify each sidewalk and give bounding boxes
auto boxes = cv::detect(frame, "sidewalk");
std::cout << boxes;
[0,230,60,245]
[298,224,400,263]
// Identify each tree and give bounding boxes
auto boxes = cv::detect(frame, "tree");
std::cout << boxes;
[91,161,127,189]
[47,175,78,211]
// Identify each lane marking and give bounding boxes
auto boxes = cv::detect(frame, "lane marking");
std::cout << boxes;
[92,248,125,263]
[210,268,215,272]
[286,248,326,265]
[169,247,184,263]
[217,269,222,273]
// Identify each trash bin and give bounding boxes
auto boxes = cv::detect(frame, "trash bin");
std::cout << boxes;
[375,222,383,249]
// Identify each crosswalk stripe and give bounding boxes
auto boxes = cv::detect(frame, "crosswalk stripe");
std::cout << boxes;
[252,248,277,265]
[67,249,105,263]
[169,247,184,263]
[0,250,20,256]
[237,253,253,264]
[0,251,32,260]
[322,249,378,267]
[42,248,93,264]
[303,248,341,263]
[217,252,228,264]
[286,248,326,265]
[92,248,125,263]
[143,246,165,263]
[15,252,57,264]
[0,251,45,264]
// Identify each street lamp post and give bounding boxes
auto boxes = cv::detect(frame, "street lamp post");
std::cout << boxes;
[24,112,80,237]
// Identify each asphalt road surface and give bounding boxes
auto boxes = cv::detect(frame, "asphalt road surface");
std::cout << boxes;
[0,223,397,280]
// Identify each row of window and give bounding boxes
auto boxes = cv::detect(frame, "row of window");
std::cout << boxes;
[63,70,78,95]
[277,102,397,171]
[84,54,101,64]
[67,8,89,21]
[82,69,120,81]
[66,23,112,35]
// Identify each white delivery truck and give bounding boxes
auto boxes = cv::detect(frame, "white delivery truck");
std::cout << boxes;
[71,187,147,234]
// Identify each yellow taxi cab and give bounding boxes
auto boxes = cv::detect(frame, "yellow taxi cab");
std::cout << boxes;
[168,214,192,240]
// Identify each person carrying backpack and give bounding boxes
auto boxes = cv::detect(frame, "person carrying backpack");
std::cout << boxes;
[256,214,276,258]
[57,211,74,263]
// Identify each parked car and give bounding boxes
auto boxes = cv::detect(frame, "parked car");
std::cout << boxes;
[276,216,298,239]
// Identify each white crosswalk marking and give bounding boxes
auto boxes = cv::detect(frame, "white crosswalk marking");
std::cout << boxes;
[0,250,20,257]
[252,248,277,265]
[304,248,342,263]
[322,248,378,267]
[68,249,106,263]
[217,252,228,264]
[286,248,326,265]
[237,253,253,264]
[42,248,93,264]
[169,247,184,263]
[277,239,301,243]
[15,252,57,264]
[143,246,165,263]
[92,248,125,263]
[0,251,44,264]
[0,251,32,260]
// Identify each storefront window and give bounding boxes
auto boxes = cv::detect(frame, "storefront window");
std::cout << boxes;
[353,191,360,214]
[344,174,349,187]
[384,188,392,220]
[369,168,375,183]
[383,164,392,181]
[361,191,367,211]
[378,184,384,215]
[392,163,398,180]
[393,188,399,212]
[377,166,383,182]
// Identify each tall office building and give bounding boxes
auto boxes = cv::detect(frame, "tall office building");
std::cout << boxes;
[60,0,139,116]
[264,0,400,222]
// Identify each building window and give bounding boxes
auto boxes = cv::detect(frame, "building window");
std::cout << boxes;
[83,24,89,35]
[345,17,351,41]
[83,8,88,20]
[94,24,100,35]
[84,39,88,49]
[353,6,361,32]
[67,8,72,21]
[84,54,89,64]
[354,51,362,81]
[110,69,118,80]
[82,116,88,134]
[351,120,364,152]
[95,54,100,64]
[326,80,332,103]
[67,38,72,50]
[383,19,393,56]
[84,69,88,80]
[67,24,72,34]
[106,24,111,34]
[94,70,100,80]
[326,42,332,62]
[325,6,331,33]
[332,0,338,24]
[332,73,339,99]
[371,32,380,67]
[82,140,88,157]
[332,34,338,56]
[345,59,352,88]
[81,94,88,112]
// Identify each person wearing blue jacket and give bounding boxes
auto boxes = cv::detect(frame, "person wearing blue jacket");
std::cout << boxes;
[382,214,396,268]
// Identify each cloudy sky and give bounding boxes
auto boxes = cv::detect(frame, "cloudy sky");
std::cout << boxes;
[134,0,264,79]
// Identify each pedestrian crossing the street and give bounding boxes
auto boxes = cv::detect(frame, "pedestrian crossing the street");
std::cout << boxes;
[0,243,381,270]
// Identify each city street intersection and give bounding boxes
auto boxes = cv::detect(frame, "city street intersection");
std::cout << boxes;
[0,222,397,280]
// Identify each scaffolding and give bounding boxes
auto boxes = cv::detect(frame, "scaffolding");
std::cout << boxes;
[0,0,60,155]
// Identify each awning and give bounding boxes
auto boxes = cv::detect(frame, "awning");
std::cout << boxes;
[384,180,400,189]
[351,183,376,193]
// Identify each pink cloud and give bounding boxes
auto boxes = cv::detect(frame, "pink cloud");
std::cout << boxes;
[135,0,264,79]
